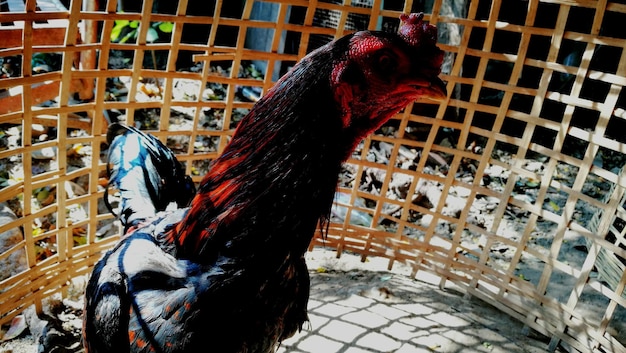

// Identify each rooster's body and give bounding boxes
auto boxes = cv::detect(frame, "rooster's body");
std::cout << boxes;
[84,13,445,353]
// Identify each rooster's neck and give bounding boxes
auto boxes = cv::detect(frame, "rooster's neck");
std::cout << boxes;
[171,67,351,264]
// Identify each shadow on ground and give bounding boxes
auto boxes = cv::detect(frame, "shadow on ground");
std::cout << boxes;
[279,250,560,353]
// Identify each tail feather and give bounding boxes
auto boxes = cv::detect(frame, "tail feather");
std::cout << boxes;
[105,123,196,232]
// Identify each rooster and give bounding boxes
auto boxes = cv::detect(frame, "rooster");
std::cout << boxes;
[83,13,446,353]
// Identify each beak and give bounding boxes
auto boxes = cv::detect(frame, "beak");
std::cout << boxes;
[408,76,447,101]
[422,76,447,101]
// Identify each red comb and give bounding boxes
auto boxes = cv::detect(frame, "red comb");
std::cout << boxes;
[398,13,438,48]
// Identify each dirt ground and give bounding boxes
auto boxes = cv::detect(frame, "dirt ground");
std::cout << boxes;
[0,248,563,353]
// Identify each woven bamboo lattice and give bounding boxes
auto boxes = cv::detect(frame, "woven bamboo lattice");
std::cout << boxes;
[1,0,626,352]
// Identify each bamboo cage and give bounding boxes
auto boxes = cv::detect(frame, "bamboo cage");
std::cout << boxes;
[1,0,626,352]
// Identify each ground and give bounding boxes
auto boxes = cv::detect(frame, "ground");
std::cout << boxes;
[0,248,563,353]
[280,249,558,353]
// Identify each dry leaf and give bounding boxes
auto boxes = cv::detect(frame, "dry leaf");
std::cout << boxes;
[1,315,27,341]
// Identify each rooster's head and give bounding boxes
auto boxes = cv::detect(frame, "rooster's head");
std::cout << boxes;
[329,13,446,140]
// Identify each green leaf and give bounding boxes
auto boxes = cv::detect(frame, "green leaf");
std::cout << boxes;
[157,21,174,33]
[110,19,130,41]
[36,188,49,202]
[129,20,140,28]
[119,31,136,44]
[73,235,87,246]
[548,200,560,212]
[114,19,130,27]
[146,27,159,42]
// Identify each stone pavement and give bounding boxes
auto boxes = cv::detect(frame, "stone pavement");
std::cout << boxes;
[278,250,557,353]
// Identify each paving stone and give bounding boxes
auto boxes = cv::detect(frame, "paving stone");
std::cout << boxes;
[318,319,368,343]
[341,310,390,329]
[356,331,402,351]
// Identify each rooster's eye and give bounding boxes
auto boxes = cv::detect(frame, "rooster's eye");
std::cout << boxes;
[376,53,397,74]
